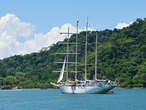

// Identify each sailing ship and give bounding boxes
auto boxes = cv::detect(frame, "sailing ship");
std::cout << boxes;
[51,20,118,94]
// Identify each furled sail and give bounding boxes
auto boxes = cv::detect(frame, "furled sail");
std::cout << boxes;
[57,57,66,83]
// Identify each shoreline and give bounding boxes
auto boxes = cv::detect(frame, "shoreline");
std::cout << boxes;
[0,87,146,91]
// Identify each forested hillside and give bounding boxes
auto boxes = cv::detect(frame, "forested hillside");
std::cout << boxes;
[0,18,146,89]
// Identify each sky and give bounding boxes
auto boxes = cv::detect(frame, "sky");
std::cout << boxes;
[0,0,146,59]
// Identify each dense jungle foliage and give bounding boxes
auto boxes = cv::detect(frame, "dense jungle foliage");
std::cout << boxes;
[0,18,145,89]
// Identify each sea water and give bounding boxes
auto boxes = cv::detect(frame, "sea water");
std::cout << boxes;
[0,88,146,110]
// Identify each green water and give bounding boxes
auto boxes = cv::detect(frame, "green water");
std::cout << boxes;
[0,88,145,110]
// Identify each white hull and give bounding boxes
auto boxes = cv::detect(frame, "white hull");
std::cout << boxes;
[59,85,115,94]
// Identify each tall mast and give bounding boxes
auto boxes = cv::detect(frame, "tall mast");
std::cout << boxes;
[75,20,79,80]
[85,18,88,80]
[59,27,75,81]
[95,31,98,80]
[66,27,70,81]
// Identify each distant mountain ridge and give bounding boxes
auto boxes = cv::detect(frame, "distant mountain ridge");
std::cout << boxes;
[0,18,145,89]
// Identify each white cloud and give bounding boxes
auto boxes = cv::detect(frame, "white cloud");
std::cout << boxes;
[0,13,134,59]
[16,23,77,55]
[0,14,77,59]
[115,22,133,29]
[0,13,35,38]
